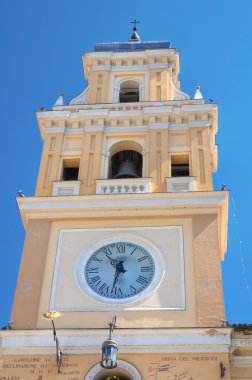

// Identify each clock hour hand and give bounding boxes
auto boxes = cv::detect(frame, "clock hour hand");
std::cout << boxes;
[115,260,127,274]
[111,261,127,291]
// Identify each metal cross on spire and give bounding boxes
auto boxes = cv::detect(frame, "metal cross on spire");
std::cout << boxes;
[130,19,140,31]
[129,19,141,42]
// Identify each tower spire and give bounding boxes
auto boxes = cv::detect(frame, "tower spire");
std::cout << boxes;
[129,19,141,42]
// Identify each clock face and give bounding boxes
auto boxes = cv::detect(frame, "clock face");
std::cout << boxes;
[84,242,155,300]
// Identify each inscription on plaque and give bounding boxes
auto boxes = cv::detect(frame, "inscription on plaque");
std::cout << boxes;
[1,353,226,380]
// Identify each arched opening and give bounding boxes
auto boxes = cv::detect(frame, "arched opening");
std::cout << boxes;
[119,81,139,103]
[95,372,132,380]
[109,150,142,179]
[85,360,141,380]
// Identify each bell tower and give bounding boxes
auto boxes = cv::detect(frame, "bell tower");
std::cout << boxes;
[6,26,233,380]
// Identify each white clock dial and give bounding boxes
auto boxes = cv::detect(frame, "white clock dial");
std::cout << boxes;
[84,242,155,300]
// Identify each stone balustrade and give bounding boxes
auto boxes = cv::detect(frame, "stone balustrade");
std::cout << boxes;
[96,178,151,194]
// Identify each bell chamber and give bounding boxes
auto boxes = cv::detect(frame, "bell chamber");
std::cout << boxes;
[110,150,142,179]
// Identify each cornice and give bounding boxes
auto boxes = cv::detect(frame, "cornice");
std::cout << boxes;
[91,63,172,73]
[83,48,177,60]
[40,102,217,119]
[37,102,217,138]
[41,123,212,135]
[17,191,228,259]
[1,327,232,355]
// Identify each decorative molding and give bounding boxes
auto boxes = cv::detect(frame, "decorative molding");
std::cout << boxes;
[170,77,190,101]
[230,356,252,365]
[232,338,252,346]
[17,191,228,259]
[105,126,148,133]
[52,181,81,196]
[37,101,215,120]
[1,328,232,355]
[91,63,171,73]
[84,49,177,60]
[169,124,189,131]
[188,120,210,128]
[69,85,89,105]
[166,177,195,192]
[206,329,218,336]
[85,360,142,380]
[149,122,169,130]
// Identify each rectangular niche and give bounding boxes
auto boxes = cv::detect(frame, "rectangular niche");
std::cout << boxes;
[49,226,186,312]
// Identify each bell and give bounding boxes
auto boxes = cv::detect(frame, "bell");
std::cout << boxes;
[113,161,139,179]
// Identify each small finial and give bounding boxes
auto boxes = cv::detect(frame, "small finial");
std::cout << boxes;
[194,85,203,100]
[129,19,141,42]
[54,93,64,106]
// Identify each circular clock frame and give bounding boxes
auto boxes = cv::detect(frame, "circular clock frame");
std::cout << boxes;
[75,235,165,305]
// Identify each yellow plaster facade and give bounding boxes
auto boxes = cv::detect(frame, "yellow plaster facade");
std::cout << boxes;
[1,33,251,380]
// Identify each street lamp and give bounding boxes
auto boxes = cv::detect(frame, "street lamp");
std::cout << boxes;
[101,315,118,369]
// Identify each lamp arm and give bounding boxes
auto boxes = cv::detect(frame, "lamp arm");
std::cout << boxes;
[51,319,62,373]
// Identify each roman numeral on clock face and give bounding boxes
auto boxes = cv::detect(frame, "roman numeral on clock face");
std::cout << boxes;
[86,267,98,274]
[116,244,125,253]
[136,275,148,284]
[90,275,100,283]
[111,287,123,296]
[101,247,113,256]
[130,285,137,293]
[138,255,147,262]
[130,247,137,255]
[93,256,103,263]
[141,266,151,272]
[99,283,109,293]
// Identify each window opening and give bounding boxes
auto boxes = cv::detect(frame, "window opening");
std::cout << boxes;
[171,155,189,177]
[110,150,142,179]
[119,81,139,103]
[62,158,80,181]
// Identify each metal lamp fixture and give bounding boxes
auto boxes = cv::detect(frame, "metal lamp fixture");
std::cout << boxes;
[101,315,118,369]
[43,311,62,373]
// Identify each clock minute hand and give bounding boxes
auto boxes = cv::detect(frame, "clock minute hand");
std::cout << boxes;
[112,269,120,291]
[106,253,119,268]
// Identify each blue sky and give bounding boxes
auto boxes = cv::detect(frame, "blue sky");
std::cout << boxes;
[1,0,252,326]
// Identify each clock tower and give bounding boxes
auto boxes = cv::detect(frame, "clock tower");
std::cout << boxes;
[3,27,240,380]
